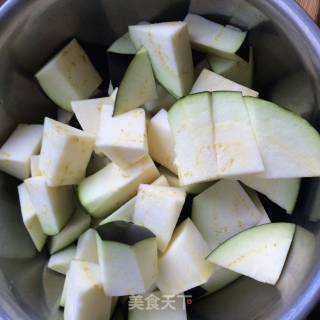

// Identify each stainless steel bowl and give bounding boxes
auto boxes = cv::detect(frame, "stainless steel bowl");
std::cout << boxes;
[0,0,320,319]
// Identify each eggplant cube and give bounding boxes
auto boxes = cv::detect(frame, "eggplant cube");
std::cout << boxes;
[48,245,76,275]
[129,22,194,99]
[71,97,114,136]
[148,109,178,174]
[168,92,218,185]
[212,91,264,177]
[78,155,159,218]
[113,48,158,115]
[64,261,112,320]
[17,183,47,251]
[0,124,43,180]
[49,207,91,254]
[96,221,158,296]
[39,118,95,186]
[75,228,99,263]
[99,174,169,225]
[157,218,213,295]
[96,108,148,168]
[134,184,186,252]
[192,180,266,250]
[35,39,102,112]
[24,176,75,235]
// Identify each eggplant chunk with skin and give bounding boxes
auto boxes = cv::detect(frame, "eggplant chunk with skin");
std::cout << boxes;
[207,223,296,285]
[96,221,158,296]
[241,176,301,213]
[99,175,169,225]
[245,97,320,178]
[191,180,270,296]
[168,92,219,185]
[113,48,158,116]
[78,155,159,218]
[129,22,194,98]
[192,180,268,250]
[212,91,264,177]
[107,21,150,55]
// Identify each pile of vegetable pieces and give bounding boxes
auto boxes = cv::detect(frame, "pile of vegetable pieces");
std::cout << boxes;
[0,13,319,320]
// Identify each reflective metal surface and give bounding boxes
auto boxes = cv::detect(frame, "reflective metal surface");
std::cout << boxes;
[0,0,320,319]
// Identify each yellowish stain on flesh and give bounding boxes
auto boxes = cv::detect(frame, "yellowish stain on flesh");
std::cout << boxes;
[226,242,279,269]
[213,27,225,42]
